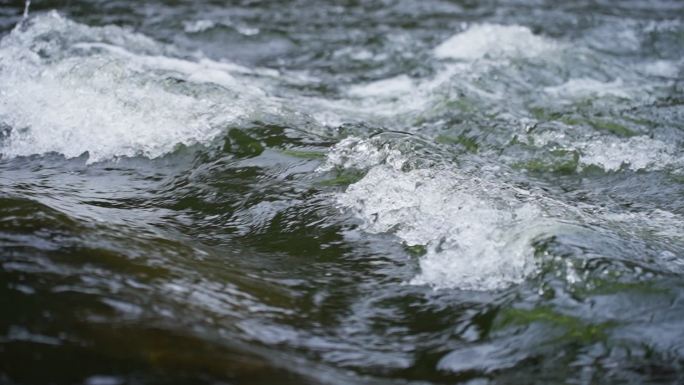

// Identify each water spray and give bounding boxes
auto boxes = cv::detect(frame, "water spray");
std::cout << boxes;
[23,0,31,19]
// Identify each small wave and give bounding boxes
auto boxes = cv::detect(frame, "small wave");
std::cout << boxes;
[326,135,683,290]
[328,137,554,290]
[347,75,415,98]
[183,19,259,36]
[183,19,217,34]
[332,23,561,125]
[544,78,631,99]
[528,131,682,172]
[579,136,682,172]
[434,24,557,60]
[0,12,279,163]
[641,60,681,78]
[318,136,407,172]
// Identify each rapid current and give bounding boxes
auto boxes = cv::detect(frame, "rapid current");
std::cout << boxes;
[0,1,683,384]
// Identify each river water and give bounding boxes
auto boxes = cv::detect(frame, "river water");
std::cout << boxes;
[0,1,683,384]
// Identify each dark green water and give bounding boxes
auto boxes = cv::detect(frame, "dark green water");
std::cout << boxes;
[0,1,683,384]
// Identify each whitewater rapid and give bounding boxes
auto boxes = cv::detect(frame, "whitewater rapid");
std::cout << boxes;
[0,12,682,291]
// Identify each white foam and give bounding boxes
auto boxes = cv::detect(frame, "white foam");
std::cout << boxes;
[334,24,558,123]
[332,62,503,123]
[332,74,434,120]
[330,136,682,290]
[348,75,414,98]
[434,24,557,60]
[544,78,631,99]
[525,130,682,173]
[641,60,681,78]
[318,136,407,171]
[234,25,260,37]
[327,138,552,290]
[183,19,216,34]
[182,18,259,36]
[0,12,278,163]
[337,165,547,290]
[579,136,681,171]
[332,47,376,61]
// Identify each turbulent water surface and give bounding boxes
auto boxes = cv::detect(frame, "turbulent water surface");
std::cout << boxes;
[1,1,683,384]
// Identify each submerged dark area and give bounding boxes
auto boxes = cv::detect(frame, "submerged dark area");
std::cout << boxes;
[0,1,683,384]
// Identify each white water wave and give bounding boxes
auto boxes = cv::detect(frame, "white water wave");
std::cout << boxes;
[183,19,260,36]
[322,23,560,123]
[328,138,558,291]
[347,75,415,98]
[318,136,407,172]
[543,78,632,99]
[339,166,549,290]
[529,131,683,172]
[327,135,683,290]
[434,24,558,60]
[183,19,217,34]
[579,136,682,172]
[0,12,280,163]
[641,60,681,78]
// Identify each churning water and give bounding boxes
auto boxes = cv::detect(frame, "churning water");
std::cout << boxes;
[0,1,683,384]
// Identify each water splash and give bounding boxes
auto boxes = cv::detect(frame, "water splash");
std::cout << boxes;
[23,0,31,19]
[326,137,558,290]
[0,12,282,163]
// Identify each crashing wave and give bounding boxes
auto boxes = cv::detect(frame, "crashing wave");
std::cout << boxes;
[0,12,279,163]
[327,137,557,290]
[434,24,558,60]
